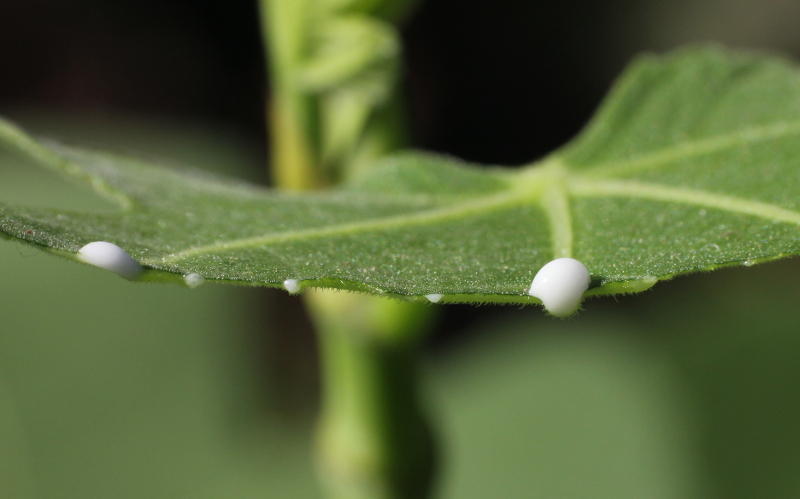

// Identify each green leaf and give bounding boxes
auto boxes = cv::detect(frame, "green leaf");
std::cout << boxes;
[2,45,800,305]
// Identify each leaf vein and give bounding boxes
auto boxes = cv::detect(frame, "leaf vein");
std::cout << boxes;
[539,163,573,258]
[156,192,529,265]
[569,178,800,225]
[582,120,800,178]
[0,118,135,210]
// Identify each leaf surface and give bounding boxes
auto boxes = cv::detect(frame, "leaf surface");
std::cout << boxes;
[2,46,800,304]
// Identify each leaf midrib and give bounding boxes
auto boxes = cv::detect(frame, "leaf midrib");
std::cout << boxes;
[154,142,800,270]
[156,166,556,265]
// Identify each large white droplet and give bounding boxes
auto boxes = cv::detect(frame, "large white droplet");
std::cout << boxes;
[184,273,205,288]
[77,241,142,280]
[425,294,443,303]
[528,258,590,317]
[283,279,301,294]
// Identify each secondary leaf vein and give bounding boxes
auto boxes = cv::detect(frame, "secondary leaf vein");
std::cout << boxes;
[582,120,800,178]
[156,190,533,265]
[0,118,135,210]
[569,178,800,225]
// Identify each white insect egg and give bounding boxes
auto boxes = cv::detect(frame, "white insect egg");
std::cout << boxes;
[527,258,590,317]
[283,279,301,294]
[77,241,142,280]
[184,273,205,289]
[425,294,443,303]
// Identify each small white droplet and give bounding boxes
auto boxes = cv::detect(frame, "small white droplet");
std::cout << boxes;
[77,241,142,280]
[283,279,301,294]
[184,273,205,288]
[425,294,443,303]
[528,258,591,317]
[743,259,755,267]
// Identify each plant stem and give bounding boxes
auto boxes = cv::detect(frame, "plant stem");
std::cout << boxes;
[307,292,436,499]
[259,1,438,497]
[259,0,325,189]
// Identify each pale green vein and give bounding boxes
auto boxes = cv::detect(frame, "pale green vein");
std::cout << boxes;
[151,161,800,269]
[158,195,522,265]
[569,177,800,225]
[580,120,800,178]
[157,167,554,265]
[537,161,573,258]
[0,118,135,210]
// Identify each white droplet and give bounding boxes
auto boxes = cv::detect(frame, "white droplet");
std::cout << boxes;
[184,273,205,288]
[425,294,443,303]
[77,241,142,280]
[527,258,591,317]
[283,279,301,294]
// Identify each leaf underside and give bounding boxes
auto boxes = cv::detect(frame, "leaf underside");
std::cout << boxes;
[2,45,800,304]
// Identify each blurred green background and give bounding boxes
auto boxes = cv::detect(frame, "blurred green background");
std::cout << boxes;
[3,1,800,498]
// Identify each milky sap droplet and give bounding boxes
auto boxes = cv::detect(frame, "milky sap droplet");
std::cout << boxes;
[283,279,301,294]
[527,258,590,317]
[77,241,142,280]
[425,294,443,303]
[184,273,205,288]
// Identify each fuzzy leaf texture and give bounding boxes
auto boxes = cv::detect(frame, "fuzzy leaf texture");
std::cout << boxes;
[2,46,800,305]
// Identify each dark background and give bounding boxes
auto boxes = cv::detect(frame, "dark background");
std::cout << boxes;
[9,0,800,166]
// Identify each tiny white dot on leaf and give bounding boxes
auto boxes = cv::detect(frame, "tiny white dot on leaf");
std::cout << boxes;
[425,294,443,303]
[283,279,301,294]
[184,273,205,288]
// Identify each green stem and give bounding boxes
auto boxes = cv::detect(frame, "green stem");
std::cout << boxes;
[259,1,437,497]
[308,292,436,499]
[338,81,411,184]
[259,0,325,189]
